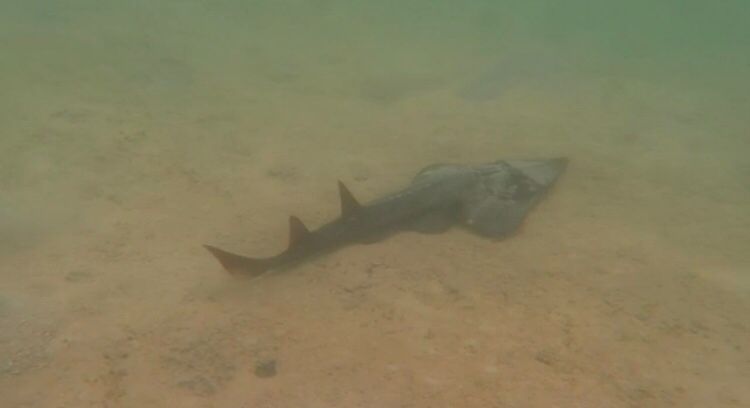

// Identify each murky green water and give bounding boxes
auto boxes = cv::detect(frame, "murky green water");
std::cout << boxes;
[1,1,749,407]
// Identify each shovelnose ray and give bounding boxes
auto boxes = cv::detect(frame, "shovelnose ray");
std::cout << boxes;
[204,158,567,277]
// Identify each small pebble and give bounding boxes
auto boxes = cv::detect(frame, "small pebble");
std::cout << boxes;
[65,270,92,283]
[254,359,277,378]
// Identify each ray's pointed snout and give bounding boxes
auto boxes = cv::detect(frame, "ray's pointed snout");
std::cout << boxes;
[551,157,568,169]
[537,157,568,186]
[507,157,569,187]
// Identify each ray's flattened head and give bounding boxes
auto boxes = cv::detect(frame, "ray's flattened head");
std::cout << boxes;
[461,157,567,238]
[411,163,471,185]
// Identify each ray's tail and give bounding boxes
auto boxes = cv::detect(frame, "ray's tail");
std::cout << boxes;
[203,245,273,278]
[204,181,361,278]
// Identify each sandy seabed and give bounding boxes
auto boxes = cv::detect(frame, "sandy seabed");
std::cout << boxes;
[1,5,749,407]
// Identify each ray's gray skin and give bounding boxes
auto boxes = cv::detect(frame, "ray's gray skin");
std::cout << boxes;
[204,158,567,277]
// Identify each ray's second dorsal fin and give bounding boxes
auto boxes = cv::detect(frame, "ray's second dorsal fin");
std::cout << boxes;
[288,215,310,248]
[338,181,362,218]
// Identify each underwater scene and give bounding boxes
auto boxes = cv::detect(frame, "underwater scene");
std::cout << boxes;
[1,1,749,407]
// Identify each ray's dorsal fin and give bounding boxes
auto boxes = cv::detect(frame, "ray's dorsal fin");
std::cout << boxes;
[338,180,362,218]
[288,215,310,248]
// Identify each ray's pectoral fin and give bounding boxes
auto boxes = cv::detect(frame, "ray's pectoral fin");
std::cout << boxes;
[357,232,393,245]
[460,198,532,239]
[408,206,459,234]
